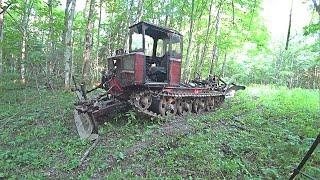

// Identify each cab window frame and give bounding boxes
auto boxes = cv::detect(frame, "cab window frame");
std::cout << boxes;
[129,27,144,53]
[169,34,183,59]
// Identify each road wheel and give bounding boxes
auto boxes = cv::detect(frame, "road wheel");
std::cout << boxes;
[157,97,177,116]
[192,98,199,113]
[198,98,206,112]
[176,99,184,115]
[183,99,192,114]
[205,97,215,111]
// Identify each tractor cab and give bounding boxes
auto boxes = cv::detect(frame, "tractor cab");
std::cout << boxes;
[107,22,183,88]
[129,22,183,85]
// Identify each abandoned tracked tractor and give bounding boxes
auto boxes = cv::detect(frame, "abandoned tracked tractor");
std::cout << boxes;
[73,21,245,140]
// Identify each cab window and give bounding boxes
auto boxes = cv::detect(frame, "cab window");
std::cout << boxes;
[130,28,143,52]
[145,35,154,56]
[156,39,166,57]
[170,34,182,59]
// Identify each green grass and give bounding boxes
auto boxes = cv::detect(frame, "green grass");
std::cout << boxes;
[0,80,319,179]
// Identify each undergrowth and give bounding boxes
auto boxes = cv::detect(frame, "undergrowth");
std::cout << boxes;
[0,80,319,179]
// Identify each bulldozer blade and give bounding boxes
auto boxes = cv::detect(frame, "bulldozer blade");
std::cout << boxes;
[74,110,98,140]
[225,84,246,98]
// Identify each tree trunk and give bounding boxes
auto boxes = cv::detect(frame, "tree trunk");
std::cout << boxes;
[198,0,214,76]
[178,1,186,32]
[84,0,91,18]
[123,0,134,50]
[210,45,219,75]
[193,45,201,78]
[209,4,222,75]
[0,0,4,76]
[47,0,55,76]
[163,0,170,27]
[64,0,76,89]
[231,0,235,25]
[285,0,293,50]
[94,0,103,80]
[135,0,145,23]
[164,14,168,26]
[221,53,227,77]
[82,0,96,83]
[289,53,295,88]
[314,67,316,89]
[20,0,32,83]
[182,0,195,81]
[311,0,320,16]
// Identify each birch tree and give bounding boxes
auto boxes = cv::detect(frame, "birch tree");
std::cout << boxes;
[94,0,103,80]
[182,0,195,81]
[196,0,214,75]
[20,0,33,83]
[209,2,222,75]
[123,0,134,50]
[47,0,54,75]
[64,0,76,89]
[82,0,96,83]
[135,0,145,23]
[285,0,293,50]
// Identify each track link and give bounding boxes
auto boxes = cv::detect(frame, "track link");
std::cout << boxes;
[128,90,225,118]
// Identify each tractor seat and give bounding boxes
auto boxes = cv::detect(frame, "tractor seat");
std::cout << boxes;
[150,66,166,73]
[148,66,167,82]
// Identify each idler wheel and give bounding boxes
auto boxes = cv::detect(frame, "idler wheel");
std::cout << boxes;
[140,95,152,109]
[134,92,152,110]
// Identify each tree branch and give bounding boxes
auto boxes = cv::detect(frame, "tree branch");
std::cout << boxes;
[231,0,235,26]
[0,3,12,14]
[311,0,320,16]
[78,136,100,167]
[285,0,293,50]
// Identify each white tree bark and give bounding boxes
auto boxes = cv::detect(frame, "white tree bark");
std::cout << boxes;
[47,0,55,75]
[135,0,145,23]
[82,0,96,82]
[182,0,195,81]
[94,0,103,80]
[197,0,214,75]
[20,0,32,83]
[123,0,134,50]
[209,2,222,75]
[64,0,76,89]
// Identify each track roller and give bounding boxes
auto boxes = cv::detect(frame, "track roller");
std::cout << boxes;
[205,97,215,111]
[151,96,177,116]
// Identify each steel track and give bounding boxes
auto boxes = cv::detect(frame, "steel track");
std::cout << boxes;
[128,90,225,118]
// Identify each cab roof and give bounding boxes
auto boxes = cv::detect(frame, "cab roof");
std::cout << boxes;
[129,21,183,37]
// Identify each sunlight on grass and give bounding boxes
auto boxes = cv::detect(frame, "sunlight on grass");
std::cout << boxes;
[0,84,319,178]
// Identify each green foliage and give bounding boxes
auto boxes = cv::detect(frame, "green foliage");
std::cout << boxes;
[0,0,274,86]
[303,22,320,36]
[2,0,317,90]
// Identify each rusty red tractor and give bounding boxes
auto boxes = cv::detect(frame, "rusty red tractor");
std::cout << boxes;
[73,22,245,140]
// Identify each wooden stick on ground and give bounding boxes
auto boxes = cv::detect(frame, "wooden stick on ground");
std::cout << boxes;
[78,136,100,167]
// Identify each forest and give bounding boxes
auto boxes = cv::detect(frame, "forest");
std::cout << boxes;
[0,0,319,179]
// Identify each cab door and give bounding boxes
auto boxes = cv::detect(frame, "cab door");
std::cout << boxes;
[168,34,183,86]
